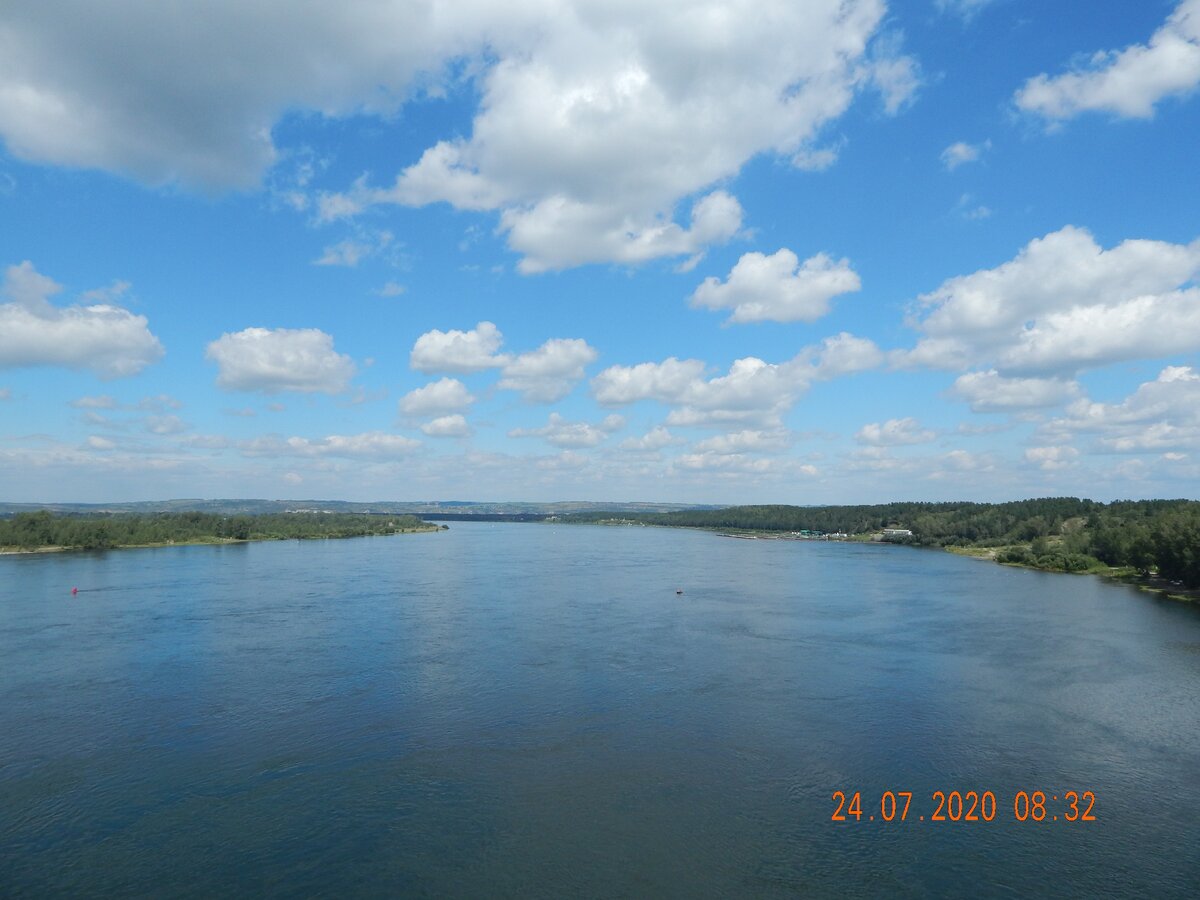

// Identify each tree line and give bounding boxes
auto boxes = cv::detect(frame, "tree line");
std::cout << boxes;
[0,511,435,551]
[563,498,1200,588]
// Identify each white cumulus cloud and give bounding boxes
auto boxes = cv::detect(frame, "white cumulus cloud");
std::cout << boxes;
[498,337,598,402]
[0,2,916,270]
[812,332,886,378]
[591,357,707,406]
[690,248,861,324]
[1024,446,1080,471]
[206,327,355,394]
[1015,0,1200,121]
[592,332,882,429]
[855,417,936,446]
[314,1,915,271]
[420,414,472,437]
[900,226,1200,375]
[618,425,680,452]
[1041,366,1200,453]
[950,370,1082,413]
[410,321,507,374]
[399,377,475,417]
[0,261,163,378]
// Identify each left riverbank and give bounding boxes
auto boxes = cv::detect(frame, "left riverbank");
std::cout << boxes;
[0,511,443,554]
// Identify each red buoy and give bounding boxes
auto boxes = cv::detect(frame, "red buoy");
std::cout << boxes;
[71,587,78,595]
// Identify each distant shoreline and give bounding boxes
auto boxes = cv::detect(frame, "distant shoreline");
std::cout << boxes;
[0,528,442,556]
[704,526,1200,604]
[0,513,444,556]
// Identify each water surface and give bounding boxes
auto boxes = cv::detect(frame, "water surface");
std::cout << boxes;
[2,523,1198,896]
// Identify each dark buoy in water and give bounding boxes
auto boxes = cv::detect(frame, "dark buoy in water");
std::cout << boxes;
[71,587,78,596]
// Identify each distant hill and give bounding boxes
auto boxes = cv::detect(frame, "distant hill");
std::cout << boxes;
[0,498,716,518]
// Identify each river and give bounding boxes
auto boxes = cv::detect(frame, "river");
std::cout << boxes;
[2,523,1198,897]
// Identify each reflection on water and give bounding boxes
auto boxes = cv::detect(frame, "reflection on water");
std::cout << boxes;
[2,524,1198,896]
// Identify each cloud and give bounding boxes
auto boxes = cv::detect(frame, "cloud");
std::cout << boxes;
[0,387,10,401]
[941,139,989,170]
[398,377,475,417]
[619,425,680,451]
[313,241,370,268]
[498,337,598,402]
[1041,366,1200,452]
[591,332,882,428]
[0,2,488,189]
[81,280,132,303]
[206,326,355,394]
[315,1,914,271]
[791,144,842,172]
[935,0,996,21]
[663,357,802,428]
[408,323,598,399]
[144,414,188,436]
[70,394,118,409]
[692,429,790,455]
[591,357,707,406]
[0,261,164,378]
[410,321,506,373]
[1,3,915,277]
[933,449,994,475]
[375,281,406,297]
[509,412,623,448]
[1024,446,1080,471]
[674,452,817,477]
[855,417,936,446]
[812,331,886,377]
[420,414,471,437]
[899,226,1200,374]
[1015,0,1200,121]
[87,436,116,451]
[240,431,420,459]
[500,190,744,274]
[956,194,992,221]
[690,248,861,324]
[590,333,883,432]
[866,31,922,114]
[950,370,1082,412]
[313,230,393,267]
[593,355,798,428]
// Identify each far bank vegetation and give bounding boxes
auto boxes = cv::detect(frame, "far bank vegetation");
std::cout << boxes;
[564,498,1200,589]
[0,511,438,552]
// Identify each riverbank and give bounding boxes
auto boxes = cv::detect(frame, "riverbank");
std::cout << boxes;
[0,511,445,555]
[0,526,444,556]
[700,527,1199,604]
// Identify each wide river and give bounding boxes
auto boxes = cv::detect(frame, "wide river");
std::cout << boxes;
[2,523,1198,897]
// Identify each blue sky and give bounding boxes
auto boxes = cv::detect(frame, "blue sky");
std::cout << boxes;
[2,0,1199,504]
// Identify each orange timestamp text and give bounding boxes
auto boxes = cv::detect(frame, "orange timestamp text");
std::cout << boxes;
[831,790,1097,823]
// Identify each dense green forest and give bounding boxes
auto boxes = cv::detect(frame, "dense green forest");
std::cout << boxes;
[0,511,437,551]
[563,498,1200,589]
